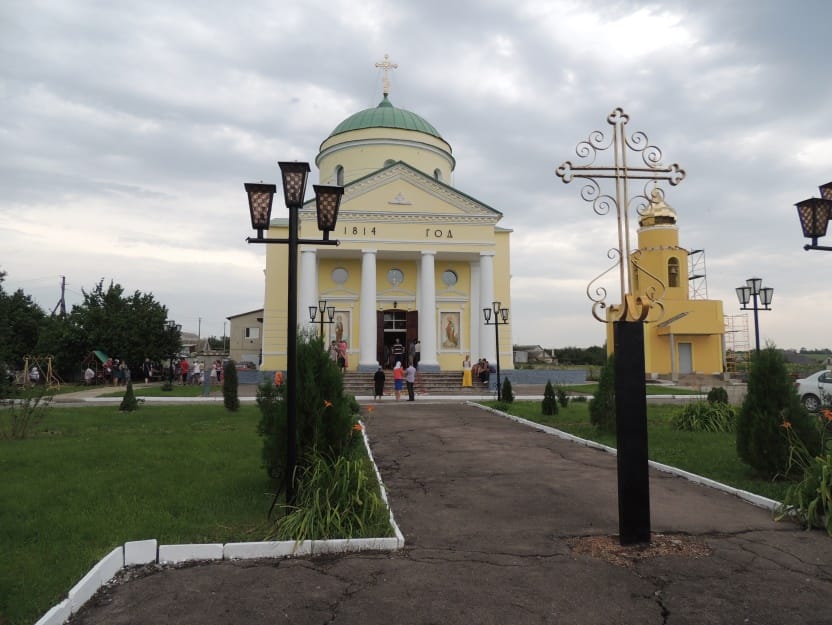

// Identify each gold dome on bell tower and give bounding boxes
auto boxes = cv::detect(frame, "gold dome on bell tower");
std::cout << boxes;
[639,187,677,227]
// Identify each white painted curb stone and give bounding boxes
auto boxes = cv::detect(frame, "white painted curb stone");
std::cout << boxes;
[124,539,158,566]
[158,543,224,564]
[67,546,123,612]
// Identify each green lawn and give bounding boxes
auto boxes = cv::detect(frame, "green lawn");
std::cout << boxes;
[486,400,790,502]
[557,383,701,396]
[1,404,271,625]
[99,383,214,397]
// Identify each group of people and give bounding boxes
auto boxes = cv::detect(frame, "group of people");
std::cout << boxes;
[328,339,349,372]
[171,358,224,385]
[374,360,417,401]
[462,355,495,387]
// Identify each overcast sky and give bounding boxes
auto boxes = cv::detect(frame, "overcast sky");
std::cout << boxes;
[3,0,832,350]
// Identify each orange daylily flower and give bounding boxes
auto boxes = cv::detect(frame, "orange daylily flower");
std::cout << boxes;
[323,400,333,408]
[366,405,375,413]
[822,409,832,422]
[780,421,792,430]
[353,423,364,431]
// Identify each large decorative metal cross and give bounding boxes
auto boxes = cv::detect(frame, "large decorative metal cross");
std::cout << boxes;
[375,53,398,96]
[555,108,686,546]
[556,107,685,324]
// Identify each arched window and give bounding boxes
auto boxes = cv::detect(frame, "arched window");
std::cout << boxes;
[434,168,443,182]
[667,257,680,288]
[335,165,344,186]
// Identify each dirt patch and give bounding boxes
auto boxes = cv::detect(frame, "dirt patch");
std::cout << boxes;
[568,533,712,568]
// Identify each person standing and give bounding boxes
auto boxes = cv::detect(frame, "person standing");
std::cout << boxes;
[405,362,416,401]
[373,364,385,401]
[462,354,473,387]
[191,360,201,385]
[392,361,404,401]
[84,366,95,386]
[179,358,189,385]
[142,358,152,384]
[413,338,421,368]
[391,338,405,369]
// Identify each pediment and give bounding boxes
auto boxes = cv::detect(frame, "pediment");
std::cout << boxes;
[335,162,502,222]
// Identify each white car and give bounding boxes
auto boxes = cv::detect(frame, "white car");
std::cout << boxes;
[795,369,832,412]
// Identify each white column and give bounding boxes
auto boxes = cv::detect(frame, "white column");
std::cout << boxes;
[479,252,495,362]
[419,251,439,370]
[358,250,378,370]
[469,260,480,360]
[299,249,318,333]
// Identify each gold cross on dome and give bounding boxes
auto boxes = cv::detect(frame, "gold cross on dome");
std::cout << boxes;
[375,54,398,96]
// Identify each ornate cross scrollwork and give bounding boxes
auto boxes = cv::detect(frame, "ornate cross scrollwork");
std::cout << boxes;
[556,107,685,323]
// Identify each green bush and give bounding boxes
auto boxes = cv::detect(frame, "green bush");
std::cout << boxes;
[501,378,514,403]
[119,380,139,412]
[589,354,615,432]
[541,380,558,416]
[736,347,820,478]
[223,360,240,412]
[707,387,729,404]
[672,401,735,433]
[556,386,569,409]
[0,387,51,439]
[257,333,354,488]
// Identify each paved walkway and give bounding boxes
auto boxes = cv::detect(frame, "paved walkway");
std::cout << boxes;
[68,400,831,624]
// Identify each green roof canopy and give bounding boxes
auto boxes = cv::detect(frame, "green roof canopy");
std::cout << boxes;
[328,96,442,139]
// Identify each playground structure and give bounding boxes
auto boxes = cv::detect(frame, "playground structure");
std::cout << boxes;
[20,355,63,389]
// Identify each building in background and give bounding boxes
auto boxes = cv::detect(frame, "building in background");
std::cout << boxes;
[226,308,263,366]
[260,74,512,372]
[606,191,724,378]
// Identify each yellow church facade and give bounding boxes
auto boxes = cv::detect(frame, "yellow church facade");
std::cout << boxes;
[606,192,724,378]
[260,88,512,373]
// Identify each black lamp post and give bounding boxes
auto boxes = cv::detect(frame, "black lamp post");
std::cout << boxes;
[795,182,832,251]
[735,278,773,353]
[308,299,335,340]
[166,320,181,385]
[245,162,343,505]
[483,301,509,400]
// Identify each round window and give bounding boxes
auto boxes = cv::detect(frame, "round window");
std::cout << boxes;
[441,270,458,286]
[331,267,349,285]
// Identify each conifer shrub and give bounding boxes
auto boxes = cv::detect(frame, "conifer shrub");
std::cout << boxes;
[223,360,239,412]
[589,354,616,432]
[501,378,514,403]
[707,386,729,404]
[257,333,353,485]
[542,380,558,416]
[557,386,569,409]
[736,346,820,478]
[119,380,139,412]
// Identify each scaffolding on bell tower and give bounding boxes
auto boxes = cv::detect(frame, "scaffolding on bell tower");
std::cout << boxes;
[724,314,751,377]
[688,249,708,300]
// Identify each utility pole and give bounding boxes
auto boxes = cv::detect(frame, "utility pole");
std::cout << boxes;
[51,276,66,317]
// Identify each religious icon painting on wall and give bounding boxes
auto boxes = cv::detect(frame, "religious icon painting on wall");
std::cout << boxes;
[330,311,350,347]
[440,312,460,349]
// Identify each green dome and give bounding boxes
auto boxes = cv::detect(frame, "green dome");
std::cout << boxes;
[328,95,442,139]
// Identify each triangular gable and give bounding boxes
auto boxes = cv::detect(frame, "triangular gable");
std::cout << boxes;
[303,161,502,221]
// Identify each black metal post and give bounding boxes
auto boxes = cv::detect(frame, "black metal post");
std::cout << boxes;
[285,204,299,506]
[493,320,501,401]
[751,291,761,353]
[613,320,651,545]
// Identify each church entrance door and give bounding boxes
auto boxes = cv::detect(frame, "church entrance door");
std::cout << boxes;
[376,309,418,368]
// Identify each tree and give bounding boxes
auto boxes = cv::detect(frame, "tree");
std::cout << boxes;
[589,354,616,432]
[68,280,176,373]
[736,346,820,478]
[542,380,558,416]
[0,272,46,369]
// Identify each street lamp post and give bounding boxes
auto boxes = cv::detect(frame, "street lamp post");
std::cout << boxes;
[556,108,686,545]
[482,301,509,400]
[308,299,335,340]
[795,182,832,251]
[244,162,343,505]
[735,278,773,353]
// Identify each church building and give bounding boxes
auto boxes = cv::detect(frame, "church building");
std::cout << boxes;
[606,190,725,378]
[260,66,512,372]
